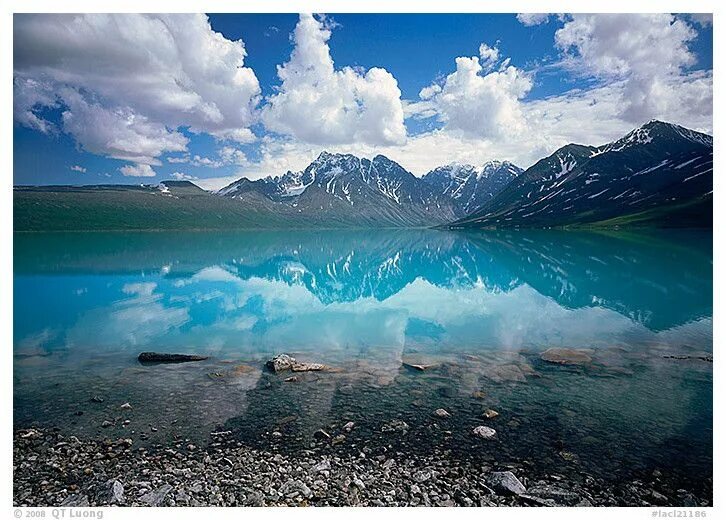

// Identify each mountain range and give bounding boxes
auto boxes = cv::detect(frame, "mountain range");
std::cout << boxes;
[13,120,712,231]
[452,120,712,228]
[216,153,523,225]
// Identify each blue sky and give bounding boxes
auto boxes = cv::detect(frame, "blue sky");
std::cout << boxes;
[13,13,713,188]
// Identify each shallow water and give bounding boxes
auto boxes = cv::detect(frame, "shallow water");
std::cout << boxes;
[14,229,712,490]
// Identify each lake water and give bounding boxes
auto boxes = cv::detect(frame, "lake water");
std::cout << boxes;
[14,229,712,493]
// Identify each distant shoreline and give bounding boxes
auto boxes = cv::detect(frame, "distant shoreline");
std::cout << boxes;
[12,224,714,233]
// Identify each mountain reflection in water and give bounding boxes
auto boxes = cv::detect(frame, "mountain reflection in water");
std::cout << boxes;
[14,228,712,489]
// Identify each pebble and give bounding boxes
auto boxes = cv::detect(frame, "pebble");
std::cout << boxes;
[483,409,499,420]
[472,426,497,440]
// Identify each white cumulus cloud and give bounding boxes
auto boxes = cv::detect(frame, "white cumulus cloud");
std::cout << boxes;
[690,14,713,27]
[262,14,406,147]
[218,146,248,166]
[59,89,188,166]
[516,13,551,26]
[478,43,500,69]
[416,47,533,139]
[120,164,156,177]
[14,13,261,174]
[555,13,710,124]
[170,172,199,181]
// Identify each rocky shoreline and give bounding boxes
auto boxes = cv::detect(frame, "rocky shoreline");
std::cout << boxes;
[14,427,710,507]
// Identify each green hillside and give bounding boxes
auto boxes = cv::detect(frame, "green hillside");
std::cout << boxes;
[13,184,296,231]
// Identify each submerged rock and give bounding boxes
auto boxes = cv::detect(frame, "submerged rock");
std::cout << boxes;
[540,348,592,366]
[482,364,527,383]
[663,354,713,363]
[483,409,499,420]
[382,419,410,433]
[267,354,296,372]
[266,354,327,373]
[472,425,497,440]
[313,429,331,440]
[433,408,451,419]
[487,471,526,495]
[403,362,438,371]
[437,386,457,398]
[230,364,255,375]
[208,364,259,381]
[290,362,326,372]
[138,352,208,364]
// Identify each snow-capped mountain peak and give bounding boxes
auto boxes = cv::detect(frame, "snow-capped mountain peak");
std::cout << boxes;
[480,160,522,179]
[422,160,523,216]
[598,120,713,156]
[454,120,712,228]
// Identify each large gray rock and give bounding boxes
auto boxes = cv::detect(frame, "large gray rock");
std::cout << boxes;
[487,471,526,495]
[266,354,296,372]
[280,480,313,499]
[266,354,327,373]
[291,361,326,372]
[139,484,172,506]
[540,348,592,365]
[98,479,124,504]
[60,494,90,506]
[472,425,497,440]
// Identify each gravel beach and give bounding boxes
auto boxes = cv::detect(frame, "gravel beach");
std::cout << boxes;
[13,427,711,507]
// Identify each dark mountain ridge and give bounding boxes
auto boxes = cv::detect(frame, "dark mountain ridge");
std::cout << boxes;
[451,120,712,229]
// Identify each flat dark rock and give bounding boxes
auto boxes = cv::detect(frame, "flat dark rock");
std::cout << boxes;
[540,348,592,365]
[138,352,209,364]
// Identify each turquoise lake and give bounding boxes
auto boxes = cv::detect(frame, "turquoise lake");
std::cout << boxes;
[13,229,713,492]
